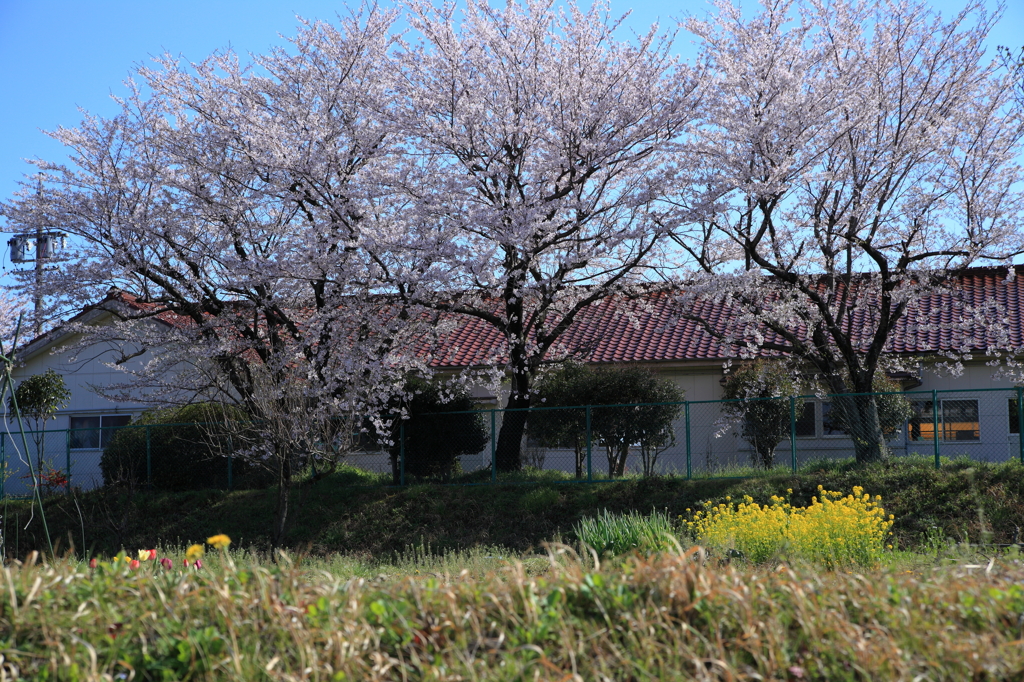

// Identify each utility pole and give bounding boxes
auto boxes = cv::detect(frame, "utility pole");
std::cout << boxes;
[7,183,65,338]
[34,207,43,337]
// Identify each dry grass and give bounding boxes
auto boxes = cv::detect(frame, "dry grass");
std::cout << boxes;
[1,545,1023,680]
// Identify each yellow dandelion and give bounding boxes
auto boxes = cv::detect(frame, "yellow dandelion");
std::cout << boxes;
[207,534,232,550]
[186,544,204,562]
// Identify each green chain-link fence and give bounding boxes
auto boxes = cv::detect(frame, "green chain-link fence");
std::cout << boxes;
[1,387,1022,496]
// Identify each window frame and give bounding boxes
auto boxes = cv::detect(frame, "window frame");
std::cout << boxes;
[907,399,980,443]
[819,401,849,438]
[69,414,132,450]
[940,399,980,442]
[793,401,817,438]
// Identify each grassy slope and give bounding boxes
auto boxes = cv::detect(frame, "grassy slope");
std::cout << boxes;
[4,550,1024,680]
[3,457,1023,559]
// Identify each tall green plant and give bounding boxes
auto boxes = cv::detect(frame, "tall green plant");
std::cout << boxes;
[574,509,677,557]
[0,314,53,556]
[10,369,71,476]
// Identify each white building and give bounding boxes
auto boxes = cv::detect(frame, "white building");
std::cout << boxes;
[5,266,1023,493]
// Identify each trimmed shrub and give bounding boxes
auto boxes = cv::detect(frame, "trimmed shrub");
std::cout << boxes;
[386,378,489,481]
[531,363,684,477]
[722,360,805,470]
[101,404,258,491]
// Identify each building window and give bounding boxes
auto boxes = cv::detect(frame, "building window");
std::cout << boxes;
[794,402,816,437]
[820,401,848,436]
[70,415,132,449]
[942,400,979,441]
[908,400,979,442]
[908,401,935,441]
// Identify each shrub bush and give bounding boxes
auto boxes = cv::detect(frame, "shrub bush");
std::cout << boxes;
[530,363,684,477]
[721,359,805,470]
[101,404,259,491]
[384,378,489,482]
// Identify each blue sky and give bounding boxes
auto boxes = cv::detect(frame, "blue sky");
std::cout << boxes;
[1,0,1021,266]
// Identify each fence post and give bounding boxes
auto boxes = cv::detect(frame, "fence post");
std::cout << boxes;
[65,428,71,492]
[146,425,152,487]
[790,396,797,473]
[399,421,406,486]
[490,410,496,483]
[227,434,234,492]
[932,390,940,469]
[586,405,592,483]
[1,433,5,501]
[684,401,692,480]
[1017,387,1024,465]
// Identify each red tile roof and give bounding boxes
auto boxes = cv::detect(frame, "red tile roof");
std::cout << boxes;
[425,266,1024,367]
[41,266,1024,368]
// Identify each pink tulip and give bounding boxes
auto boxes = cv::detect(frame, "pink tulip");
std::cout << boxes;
[89,558,97,569]
[128,559,141,570]
[160,557,173,570]
[193,559,203,570]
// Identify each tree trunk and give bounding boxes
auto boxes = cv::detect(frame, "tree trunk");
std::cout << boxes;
[756,444,777,470]
[607,442,629,477]
[834,394,888,464]
[390,449,400,486]
[615,443,629,477]
[390,422,402,486]
[272,445,292,547]
[495,380,530,472]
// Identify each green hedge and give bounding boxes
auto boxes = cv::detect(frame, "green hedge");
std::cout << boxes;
[100,404,260,491]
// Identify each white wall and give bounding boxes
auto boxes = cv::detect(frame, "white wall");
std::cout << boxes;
[3,319,154,494]
[5,321,1022,493]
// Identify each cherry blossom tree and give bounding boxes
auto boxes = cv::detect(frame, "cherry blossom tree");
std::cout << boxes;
[0,290,27,350]
[673,0,1024,462]
[1000,44,1023,107]
[0,6,435,543]
[7,0,1019,484]
[391,0,700,470]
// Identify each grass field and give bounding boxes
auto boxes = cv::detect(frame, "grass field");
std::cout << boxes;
[4,460,1024,680]
[2,540,1024,680]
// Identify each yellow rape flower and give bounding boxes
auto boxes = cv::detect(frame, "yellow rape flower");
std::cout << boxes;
[687,486,894,568]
